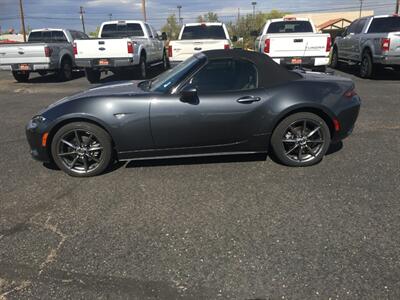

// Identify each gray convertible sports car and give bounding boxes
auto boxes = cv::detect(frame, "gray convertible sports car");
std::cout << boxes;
[26,49,361,177]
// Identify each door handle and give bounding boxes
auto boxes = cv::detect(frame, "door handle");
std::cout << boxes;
[236,96,261,103]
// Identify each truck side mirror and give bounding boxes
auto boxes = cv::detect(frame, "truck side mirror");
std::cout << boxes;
[161,32,168,41]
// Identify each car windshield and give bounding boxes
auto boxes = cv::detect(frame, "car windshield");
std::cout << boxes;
[101,23,144,38]
[181,25,227,40]
[142,54,206,93]
[267,21,314,33]
[368,17,400,33]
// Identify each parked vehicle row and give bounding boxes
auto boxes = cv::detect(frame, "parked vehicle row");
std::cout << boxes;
[254,17,331,72]
[0,28,87,82]
[74,20,169,83]
[331,14,400,78]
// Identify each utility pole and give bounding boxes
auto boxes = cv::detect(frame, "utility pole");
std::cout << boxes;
[19,0,26,42]
[359,0,363,18]
[396,0,399,14]
[177,5,182,25]
[141,0,147,22]
[80,6,86,34]
[251,2,257,19]
[108,13,112,21]
[237,8,240,22]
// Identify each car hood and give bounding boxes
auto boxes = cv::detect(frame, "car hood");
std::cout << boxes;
[44,80,148,111]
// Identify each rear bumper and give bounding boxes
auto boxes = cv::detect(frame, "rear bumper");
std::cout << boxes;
[332,96,361,143]
[0,63,57,71]
[75,57,139,69]
[272,56,330,68]
[26,119,51,163]
[373,55,400,66]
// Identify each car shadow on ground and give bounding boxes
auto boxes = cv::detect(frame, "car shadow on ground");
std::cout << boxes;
[19,70,86,84]
[332,65,400,80]
[97,66,165,84]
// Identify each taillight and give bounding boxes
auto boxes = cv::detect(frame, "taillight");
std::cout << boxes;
[127,41,133,54]
[381,38,390,52]
[168,45,173,57]
[44,46,53,57]
[333,119,340,132]
[344,88,357,98]
[326,36,332,52]
[73,42,77,55]
[224,44,230,50]
[264,38,270,53]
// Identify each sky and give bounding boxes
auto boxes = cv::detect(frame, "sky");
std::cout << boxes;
[0,0,397,33]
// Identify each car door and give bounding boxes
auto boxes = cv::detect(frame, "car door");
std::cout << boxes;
[151,25,164,60]
[340,20,358,59]
[144,23,156,62]
[348,18,367,61]
[150,58,267,150]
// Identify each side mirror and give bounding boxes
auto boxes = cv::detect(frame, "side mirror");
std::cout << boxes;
[180,87,198,103]
[250,30,259,37]
[231,35,238,42]
[161,32,168,41]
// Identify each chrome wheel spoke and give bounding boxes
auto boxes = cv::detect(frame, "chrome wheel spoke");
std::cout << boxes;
[74,130,81,144]
[285,144,299,155]
[88,146,103,152]
[88,154,100,163]
[69,155,79,169]
[305,145,316,157]
[61,139,76,149]
[308,139,324,143]
[282,139,297,143]
[307,127,321,138]
[58,151,76,157]
[83,156,88,172]
[298,147,303,161]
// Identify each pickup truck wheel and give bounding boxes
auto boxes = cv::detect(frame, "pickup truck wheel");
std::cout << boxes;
[85,68,101,83]
[57,58,73,82]
[12,71,30,82]
[330,48,340,69]
[139,55,147,79]
[360,52,374,78]
[162,51,169,70]
[38,70,48,76]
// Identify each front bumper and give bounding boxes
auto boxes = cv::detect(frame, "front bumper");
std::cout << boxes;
[75,57,139,69]
[273,56,330,68]
[26,119,51,163]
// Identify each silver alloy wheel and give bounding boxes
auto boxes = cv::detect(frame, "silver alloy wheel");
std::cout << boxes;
[281,119,325,162]
[56,129,104,174]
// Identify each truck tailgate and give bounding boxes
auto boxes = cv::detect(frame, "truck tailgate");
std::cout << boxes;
[75,38,131,59]
[268,33,329,57]
[0,43,49,64]
[170,39,229,61]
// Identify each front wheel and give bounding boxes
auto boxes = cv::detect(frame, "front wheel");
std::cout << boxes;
[57,58,73,81]
[360,52,374,78]
[12,71,30,82]
[330,48,340,69]
[138,55,147,79]
[271,112,331,167]
[51,122,113,177]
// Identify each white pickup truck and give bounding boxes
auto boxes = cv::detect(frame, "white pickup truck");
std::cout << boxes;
[74,20,168,83]
[254,18,331,72]
[0,28,87,82]
[168,23,234,63]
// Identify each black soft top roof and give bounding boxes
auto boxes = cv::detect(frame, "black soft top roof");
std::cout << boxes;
[202,49,301,88]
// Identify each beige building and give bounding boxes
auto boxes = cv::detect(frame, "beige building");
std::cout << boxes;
[285,10,375,31]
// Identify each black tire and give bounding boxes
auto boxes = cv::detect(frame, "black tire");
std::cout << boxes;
[330,47,340,69]
[360,51,374,78]
[57,57,73,81]
[38,70,48,76]
[162,50,170,70]
[12,71,30,82]
[85,68,101,83]
[271,112,331,167]
[138,54,147,79]
[51,122,113,177]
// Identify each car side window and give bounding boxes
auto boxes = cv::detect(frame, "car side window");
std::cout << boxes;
[355,19,367,34]
[347,20,358,34]
[151,26,159,39]
[145,24,153,38]
[189,59,258,93]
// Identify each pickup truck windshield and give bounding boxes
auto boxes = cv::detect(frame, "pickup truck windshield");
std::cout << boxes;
[147,54,206,93]
[181,25,226,40]
[368,17,400,33]
[101,23,144,38]
[267,21,313,33]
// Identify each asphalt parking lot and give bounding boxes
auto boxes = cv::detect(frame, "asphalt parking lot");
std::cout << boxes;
[0,66,399,299]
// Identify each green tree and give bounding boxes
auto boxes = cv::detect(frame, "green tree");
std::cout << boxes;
[197,12,219,23]
[227,10,288,49]
[89,26,100,38]
[161,14,181,40]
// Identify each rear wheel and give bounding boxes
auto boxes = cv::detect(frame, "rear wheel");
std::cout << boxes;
[360,51,374,78]
[85,68,101,83]
[330,47,340,69]
[51,122,113,177]
[138,54,147,79]
[12,71,30,82]
[271,112,331,167]
[38,70,48,76]
[57,58,73,81]
[162,50,169,70]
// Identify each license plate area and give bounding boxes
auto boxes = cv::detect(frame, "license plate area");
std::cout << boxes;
[291,58,302,64]
[98,59,109,66]
[19,64,30,70]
